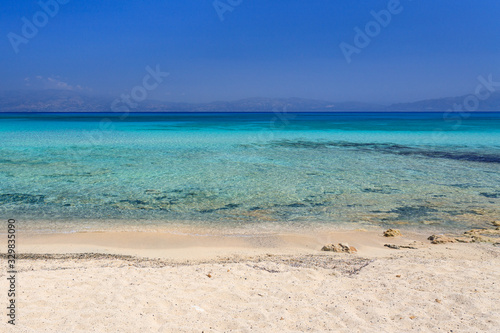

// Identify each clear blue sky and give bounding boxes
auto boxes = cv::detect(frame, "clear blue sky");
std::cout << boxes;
[1,0,500,104]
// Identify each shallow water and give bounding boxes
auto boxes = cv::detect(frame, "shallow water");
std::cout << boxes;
[1,112,499,233]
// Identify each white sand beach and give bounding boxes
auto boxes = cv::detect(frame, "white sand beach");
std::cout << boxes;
[1,228,499,332]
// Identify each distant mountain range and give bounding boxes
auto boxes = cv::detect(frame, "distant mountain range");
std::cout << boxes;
[386,93,500,111]
[1,90,500,112]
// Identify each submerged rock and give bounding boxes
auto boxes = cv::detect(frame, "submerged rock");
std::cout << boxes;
[464,228,500,243]
[383,229,402,237]
[471,235,498,243]
[453,237,472,243]
[465,228,500,236]
[428,235,456,244]
[429,227,500,245]
[384,244,418,250]
[321,243,357,253]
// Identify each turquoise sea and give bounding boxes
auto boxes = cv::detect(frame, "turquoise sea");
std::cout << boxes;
[0,112,499,234]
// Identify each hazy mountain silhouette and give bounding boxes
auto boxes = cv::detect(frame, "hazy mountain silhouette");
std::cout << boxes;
[0,90,499,112]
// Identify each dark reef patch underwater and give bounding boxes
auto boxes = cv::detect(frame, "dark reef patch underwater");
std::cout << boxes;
[246,140,500,164]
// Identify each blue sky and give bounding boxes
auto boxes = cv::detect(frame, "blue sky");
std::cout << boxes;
[1,0,500,104]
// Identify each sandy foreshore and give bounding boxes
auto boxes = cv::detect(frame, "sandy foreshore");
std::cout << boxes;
[1,228,499,332]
